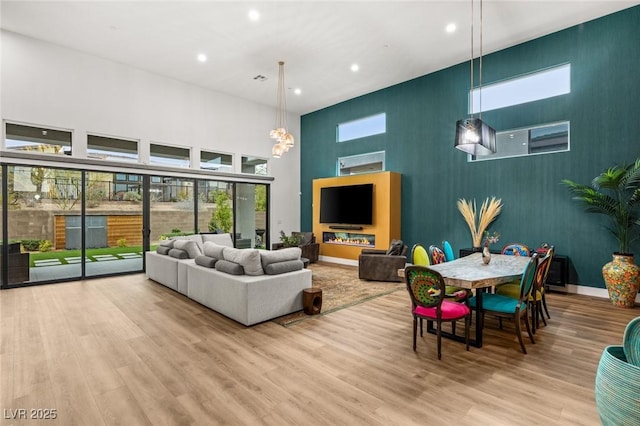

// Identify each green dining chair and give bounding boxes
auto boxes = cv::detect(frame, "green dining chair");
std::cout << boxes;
[469,253,539,354]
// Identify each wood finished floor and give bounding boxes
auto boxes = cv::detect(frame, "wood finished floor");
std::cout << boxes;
[1,272,638,426]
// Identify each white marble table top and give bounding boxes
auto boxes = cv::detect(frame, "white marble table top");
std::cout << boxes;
[403,253,531,290]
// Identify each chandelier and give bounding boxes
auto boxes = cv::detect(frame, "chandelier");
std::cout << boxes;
[454,0,496,156]
[270,61,294,158]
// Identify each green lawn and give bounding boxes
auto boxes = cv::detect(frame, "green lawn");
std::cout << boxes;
[28,246,149,267]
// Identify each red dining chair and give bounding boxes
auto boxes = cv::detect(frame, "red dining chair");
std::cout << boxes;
[404,265,470,359]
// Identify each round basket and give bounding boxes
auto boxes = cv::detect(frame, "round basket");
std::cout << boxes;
[595,345,640,426]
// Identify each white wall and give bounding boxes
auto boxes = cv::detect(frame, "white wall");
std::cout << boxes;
[0,30,301,246]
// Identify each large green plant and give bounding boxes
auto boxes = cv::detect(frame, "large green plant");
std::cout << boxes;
[562,158,640,254]
[208,190,233,233]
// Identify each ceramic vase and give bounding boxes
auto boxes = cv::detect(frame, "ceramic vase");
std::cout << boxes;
[482,245,491,264]
[602,253,640,308]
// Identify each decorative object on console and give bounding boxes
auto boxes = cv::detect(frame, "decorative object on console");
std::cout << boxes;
[454,0,496,155]
[270,61,295,158]
[457,197,502,248]
[562,157,640,308]
[481,230,499,265]
[273,231,319,263]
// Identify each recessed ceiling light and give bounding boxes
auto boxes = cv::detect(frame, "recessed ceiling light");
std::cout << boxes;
[197,53,207,63]
[350,64,359,72]
[445,23,457,33]
[248,9,260,21]
[294,88,302,95]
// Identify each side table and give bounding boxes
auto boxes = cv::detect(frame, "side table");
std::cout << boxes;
[302,288,322,315]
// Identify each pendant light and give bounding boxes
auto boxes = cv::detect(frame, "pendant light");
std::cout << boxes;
[455,0,496,156]
[270,61,295,158]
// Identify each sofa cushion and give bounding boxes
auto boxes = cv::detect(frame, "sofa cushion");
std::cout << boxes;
[159,239,175,248]
[264,259,304,275]
[203,241,226,259]
[386,239,404,255]
[168,248,189,259]
[195,255,218,268]
[223,247,264,276]
[215,259,244,275]
[156,246,171,255]
[173,239,202,259]
[201,233,234,247]
[172,234,204,253]
[261,247,302,268]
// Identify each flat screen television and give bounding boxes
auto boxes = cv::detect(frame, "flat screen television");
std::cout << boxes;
[320,183,373,225]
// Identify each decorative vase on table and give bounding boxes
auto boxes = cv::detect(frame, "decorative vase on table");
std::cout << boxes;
[482,245,491,264]
[602,253,640,308]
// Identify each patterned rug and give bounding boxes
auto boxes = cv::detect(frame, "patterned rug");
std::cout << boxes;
[272,262,406,327]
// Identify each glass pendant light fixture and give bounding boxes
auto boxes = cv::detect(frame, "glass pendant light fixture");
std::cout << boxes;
[455,0,496,156]
[270,61,295,158]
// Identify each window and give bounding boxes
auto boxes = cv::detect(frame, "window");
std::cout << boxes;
[470,121,569,162]
[470,64,571,114]
[150,143,190,168]
[337,113,386,142]
[87,134,138,162]
[241,156,267,175]
[338,151,385,176]
[200,150,233,172]
[5,123,72,155]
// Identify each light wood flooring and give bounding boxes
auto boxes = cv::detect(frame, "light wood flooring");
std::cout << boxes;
[1,272,638,425]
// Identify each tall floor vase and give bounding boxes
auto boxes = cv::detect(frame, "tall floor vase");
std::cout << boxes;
[602,253,640,308]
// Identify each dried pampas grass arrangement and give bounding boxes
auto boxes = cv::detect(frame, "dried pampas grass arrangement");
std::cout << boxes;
[457,197,503,248]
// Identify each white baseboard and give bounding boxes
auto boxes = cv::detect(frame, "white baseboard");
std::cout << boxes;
[319,255,358,267]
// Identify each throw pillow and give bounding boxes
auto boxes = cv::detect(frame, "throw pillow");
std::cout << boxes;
[264,259,304,275]
[201,233,234,248]
[215,259,244,275]
[386,239,404,256]
[223,247,264,276]
[156,246,171,255]
[159,239,175,248]
[194,255,218,268]
[260,247,301,269]
[203,241,226,259]
[168,248,189,259]
[172,234,204,253]
[173,239,202,259]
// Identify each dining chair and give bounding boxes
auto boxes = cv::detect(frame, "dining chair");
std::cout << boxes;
[494,242,532,293]
[469,253,539,354]
[442,240,455,262]
[501,243,531,256]
[411,243,430,266]
[404,265,470,359]
[495,247,554,332]
[429,245,469,301]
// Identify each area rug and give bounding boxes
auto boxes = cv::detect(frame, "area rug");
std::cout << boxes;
[272,262,405,327]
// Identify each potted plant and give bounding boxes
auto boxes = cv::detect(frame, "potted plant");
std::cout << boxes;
[562,158,640,308]
[457,197,503,250]
[278,230,303,248]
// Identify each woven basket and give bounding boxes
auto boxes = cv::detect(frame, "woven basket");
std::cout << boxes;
[595,345,640,426]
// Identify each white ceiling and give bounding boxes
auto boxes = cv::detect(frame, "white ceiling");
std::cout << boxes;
[1,1,638,115]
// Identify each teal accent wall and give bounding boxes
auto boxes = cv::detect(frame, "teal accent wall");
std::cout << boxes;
[300,6,640,288]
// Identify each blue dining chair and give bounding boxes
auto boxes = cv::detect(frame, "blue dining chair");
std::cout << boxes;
[442,240,455,262]
[469,253,539,354]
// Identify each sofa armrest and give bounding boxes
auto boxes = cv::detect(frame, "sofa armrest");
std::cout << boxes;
[300,243,319,263]
[360,249,387,255]
[358,253,406,282]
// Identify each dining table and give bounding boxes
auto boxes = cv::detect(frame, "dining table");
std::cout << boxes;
[399,252,531,348]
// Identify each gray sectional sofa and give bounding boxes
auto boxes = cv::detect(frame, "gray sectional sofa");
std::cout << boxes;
[145,233,312,326]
